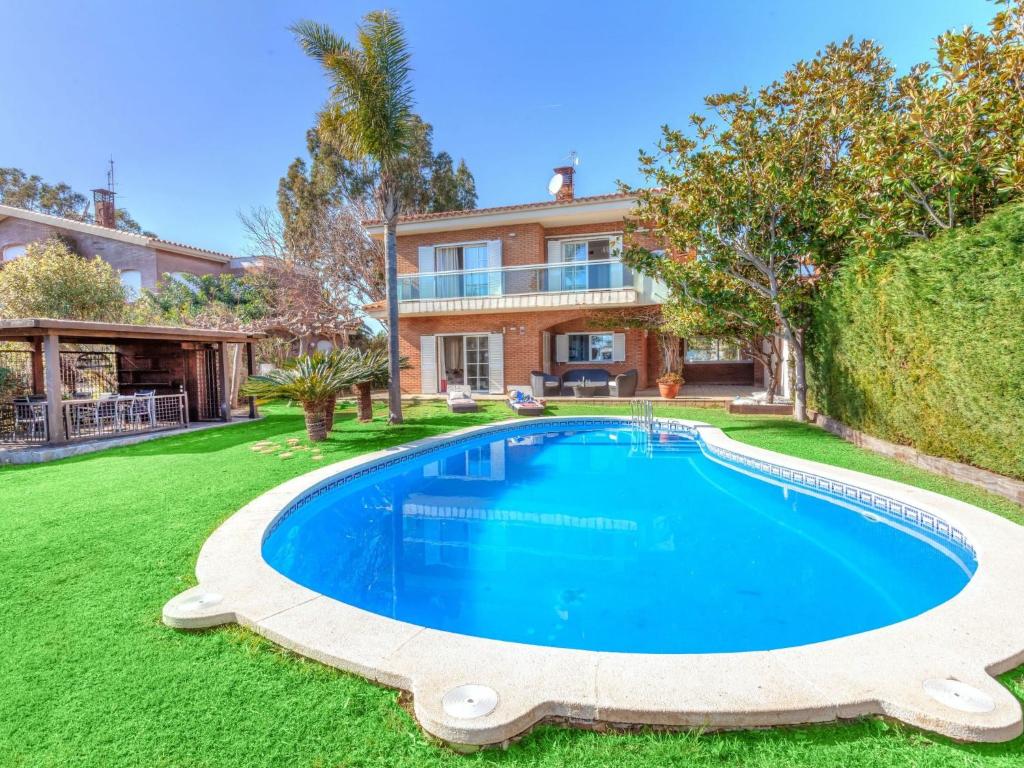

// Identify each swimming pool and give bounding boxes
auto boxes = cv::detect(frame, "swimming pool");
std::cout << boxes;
[165,416,1024,746]
[262,422,974,654]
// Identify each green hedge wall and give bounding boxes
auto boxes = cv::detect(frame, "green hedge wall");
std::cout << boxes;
[809,202,1024,480]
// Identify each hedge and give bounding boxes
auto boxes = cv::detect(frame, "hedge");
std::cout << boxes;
[809,202,1024,480]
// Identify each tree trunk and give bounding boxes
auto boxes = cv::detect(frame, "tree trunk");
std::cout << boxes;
[788,328,808,421]
[355,382,373,422]
[384,205,404,425]
[323,395,337,432]
[303,402,328,442]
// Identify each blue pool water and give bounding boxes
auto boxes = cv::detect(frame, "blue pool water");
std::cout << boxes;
[262,424,975,653]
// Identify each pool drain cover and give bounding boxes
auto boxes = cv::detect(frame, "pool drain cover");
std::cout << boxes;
[442,684,498,719]
[923,678,995,713]
[179,591,224,611]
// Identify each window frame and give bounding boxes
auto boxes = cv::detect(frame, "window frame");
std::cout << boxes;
[684,337,750,364]
[567,332,615,363]
[2,243,27,262]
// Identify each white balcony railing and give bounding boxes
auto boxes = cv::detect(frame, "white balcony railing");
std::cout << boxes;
[398,259,635,302]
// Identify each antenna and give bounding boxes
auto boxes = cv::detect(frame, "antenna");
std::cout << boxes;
[106,157,115,194]
[568,150,580,167]
[547,173,564,196]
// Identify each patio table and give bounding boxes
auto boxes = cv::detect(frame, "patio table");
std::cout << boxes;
[571,382,599,398]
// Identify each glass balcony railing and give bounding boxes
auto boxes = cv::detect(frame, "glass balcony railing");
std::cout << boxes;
[398,259,635,301]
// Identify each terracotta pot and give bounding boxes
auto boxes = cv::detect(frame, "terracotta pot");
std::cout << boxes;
[658,382,680,399]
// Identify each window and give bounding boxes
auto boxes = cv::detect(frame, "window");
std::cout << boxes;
[433,243,488,297]
[568,333,614,363]
[119,270,142,301]
[559,238,612,291]
[685,337,746,363]
[2,244,27,262]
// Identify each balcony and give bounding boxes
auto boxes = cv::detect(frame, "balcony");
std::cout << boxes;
[394,259,662,315]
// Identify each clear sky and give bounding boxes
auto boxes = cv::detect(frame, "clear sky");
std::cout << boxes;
[1,0,997,256]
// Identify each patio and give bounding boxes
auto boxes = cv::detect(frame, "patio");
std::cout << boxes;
[0,318,263,450]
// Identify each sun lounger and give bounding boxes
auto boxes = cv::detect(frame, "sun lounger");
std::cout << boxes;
[446,384,479,413]
[506,385,546,416]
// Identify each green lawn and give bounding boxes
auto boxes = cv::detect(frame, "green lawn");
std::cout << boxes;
[2,400,1022,768]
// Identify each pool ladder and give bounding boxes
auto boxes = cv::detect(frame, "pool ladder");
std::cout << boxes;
[629,399,655,433]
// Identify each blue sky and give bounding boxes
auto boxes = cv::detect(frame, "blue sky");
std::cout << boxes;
[1,0,997,255]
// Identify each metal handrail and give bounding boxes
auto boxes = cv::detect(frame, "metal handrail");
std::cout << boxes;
[629,399,655,433]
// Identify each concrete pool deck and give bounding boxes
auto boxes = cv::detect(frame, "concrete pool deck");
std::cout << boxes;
[164,416,1024,747]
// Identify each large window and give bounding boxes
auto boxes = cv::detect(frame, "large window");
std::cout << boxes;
[2,244,27,262]
[119,270,142,301]
[560,238,612,291]
[685,337,746,363]
[434,243,488,297]
[568,332,613,363]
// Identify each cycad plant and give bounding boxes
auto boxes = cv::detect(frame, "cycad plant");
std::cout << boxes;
[241,354,350,441]
[292,11,416,425]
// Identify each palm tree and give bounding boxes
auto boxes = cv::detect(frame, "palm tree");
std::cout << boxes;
[241,355,350,441]
[292,11,415,425]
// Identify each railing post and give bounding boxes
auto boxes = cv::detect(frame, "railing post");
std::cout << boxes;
[42,334,65,443]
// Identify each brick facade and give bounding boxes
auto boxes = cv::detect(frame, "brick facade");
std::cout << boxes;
[387,204,756,394]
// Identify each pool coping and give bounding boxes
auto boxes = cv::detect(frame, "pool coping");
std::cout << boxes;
[163,416,1024,746]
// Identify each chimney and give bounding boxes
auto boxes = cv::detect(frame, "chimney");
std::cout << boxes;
[92,188,116,228]
[553,165,575,202]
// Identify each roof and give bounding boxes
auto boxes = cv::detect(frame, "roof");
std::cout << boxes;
[0,318,264,343]
[0,204,234,264]
[363,192,638,237]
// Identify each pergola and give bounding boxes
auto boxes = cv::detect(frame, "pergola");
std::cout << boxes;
[0,318,264,445]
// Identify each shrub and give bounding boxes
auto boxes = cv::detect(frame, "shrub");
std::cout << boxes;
[809,202,1024,479]
[0,238,127,321]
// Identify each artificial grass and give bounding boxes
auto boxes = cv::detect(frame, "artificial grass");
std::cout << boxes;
[0,400,1022,768]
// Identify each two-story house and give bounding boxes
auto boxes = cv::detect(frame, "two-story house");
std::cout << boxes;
[366,168,766,396]
[0,202,236,297]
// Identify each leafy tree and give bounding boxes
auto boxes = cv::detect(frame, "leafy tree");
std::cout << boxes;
[0,237,127,321]
[828,1,1024,253]
[292,10,418,425]
[629,39,891,420]
[0,167,154,235]
[142,272,272,328]
[627,251,783,400]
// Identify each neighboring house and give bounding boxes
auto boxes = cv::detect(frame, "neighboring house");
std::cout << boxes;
[0,203,239,298]
[364,167,767,395]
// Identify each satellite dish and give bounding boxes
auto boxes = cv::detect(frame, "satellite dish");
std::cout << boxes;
[547,173,564,196]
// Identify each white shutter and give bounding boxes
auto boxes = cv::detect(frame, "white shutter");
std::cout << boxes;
[547,240,562,291]
[420,335,437,394]
[418,246,435,299]
[612,332,626,362]
[608,235,623,259]
[486,239,502,295]
[555,334,569,363]
[487,333,504,394]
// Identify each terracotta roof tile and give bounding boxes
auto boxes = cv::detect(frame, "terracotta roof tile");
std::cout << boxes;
[364,192,635,227]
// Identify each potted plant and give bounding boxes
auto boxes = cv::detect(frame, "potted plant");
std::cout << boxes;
[657,371,683,399]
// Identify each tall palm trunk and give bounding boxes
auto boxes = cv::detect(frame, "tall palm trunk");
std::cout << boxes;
[383,196,404,424]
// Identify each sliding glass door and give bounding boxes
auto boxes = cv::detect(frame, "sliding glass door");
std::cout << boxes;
[464,335,489,392]
[439,334,490,393]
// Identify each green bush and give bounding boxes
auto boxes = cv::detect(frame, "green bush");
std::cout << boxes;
[809,202,1024,479]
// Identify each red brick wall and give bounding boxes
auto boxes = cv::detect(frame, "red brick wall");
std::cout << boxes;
[397,308,653,393]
